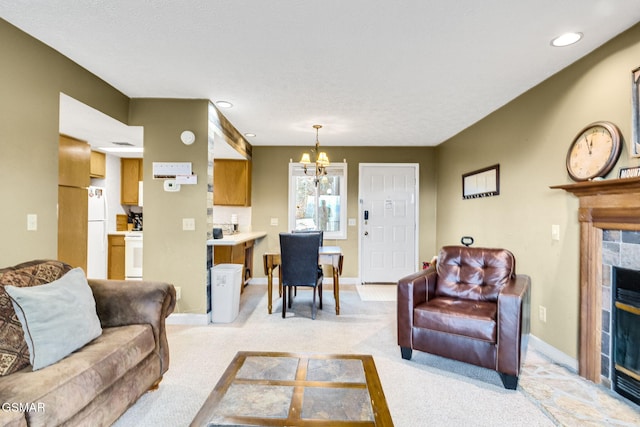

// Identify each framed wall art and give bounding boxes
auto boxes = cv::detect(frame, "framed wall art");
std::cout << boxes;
[462,164,500,200]
[618,165,640,179]
[631,66,640,158]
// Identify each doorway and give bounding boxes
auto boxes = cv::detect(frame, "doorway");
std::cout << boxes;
[358,163,419,284]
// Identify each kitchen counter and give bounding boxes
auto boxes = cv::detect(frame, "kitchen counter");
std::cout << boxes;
[109,231,143,236]
[207,231,266,246]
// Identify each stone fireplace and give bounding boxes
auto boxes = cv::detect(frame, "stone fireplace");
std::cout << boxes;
[552,177,640,395]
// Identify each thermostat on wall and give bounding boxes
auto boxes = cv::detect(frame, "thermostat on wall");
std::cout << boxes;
[164,179,181,192]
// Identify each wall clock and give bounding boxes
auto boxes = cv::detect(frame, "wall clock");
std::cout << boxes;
[566,121,622,181]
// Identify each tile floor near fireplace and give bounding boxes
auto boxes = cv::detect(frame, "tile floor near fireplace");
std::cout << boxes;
[601,230,640,405]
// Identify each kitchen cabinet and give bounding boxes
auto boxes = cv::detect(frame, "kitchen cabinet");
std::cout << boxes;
[121,158,143,205]
[90,150,106,178]
[108,234,125,280]
[214,159,251,206]
[59,135,90,188]
[213,239,255,286]
[58,135,90,270]
[58,186,88,270]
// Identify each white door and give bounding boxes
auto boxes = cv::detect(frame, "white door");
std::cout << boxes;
[359,164,419,283]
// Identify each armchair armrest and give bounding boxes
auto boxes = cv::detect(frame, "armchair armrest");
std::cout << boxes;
[397,266,437,349]
[496,274,531,376]
[87,279,176,375]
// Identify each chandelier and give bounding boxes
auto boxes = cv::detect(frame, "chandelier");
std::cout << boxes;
[300,124,330,186]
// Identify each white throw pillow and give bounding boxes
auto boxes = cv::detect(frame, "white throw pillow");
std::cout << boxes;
[5,267,102,370]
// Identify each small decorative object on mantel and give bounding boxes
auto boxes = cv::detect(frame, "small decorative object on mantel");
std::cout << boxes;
[462,164,500,199]
[565,121,622,181]
[619,166,640,179]
[631,66,640,158]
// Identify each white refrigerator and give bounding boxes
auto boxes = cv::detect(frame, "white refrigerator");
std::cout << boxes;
[87,186,107,279]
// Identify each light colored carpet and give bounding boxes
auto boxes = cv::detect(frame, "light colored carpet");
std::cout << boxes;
[112,284,557,426]
[355,283,397,302]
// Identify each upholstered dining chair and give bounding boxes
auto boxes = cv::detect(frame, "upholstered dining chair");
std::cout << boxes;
[279,232,323,319]
[397,245,531,389]
[292,229,323,246]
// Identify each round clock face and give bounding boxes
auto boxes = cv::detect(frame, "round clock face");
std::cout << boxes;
[566,121,622,181]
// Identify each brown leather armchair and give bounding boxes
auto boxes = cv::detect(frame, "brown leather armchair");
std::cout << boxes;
[397,246,531,389]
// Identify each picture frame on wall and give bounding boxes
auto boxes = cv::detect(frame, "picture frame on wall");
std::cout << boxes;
[631,66,640,158]
[462,164,500,200]
[618,166,640,179]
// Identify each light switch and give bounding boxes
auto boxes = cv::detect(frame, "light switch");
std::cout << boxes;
[270,218,279,226]
[551,224,560,241]
[182,218,195,231]
[27,214,37,231]
[348,218,357,226]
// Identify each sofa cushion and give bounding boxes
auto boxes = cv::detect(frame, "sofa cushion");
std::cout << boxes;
[0,324,155,426]
[0,260,72,376]
[5,267,103,370]
[414,297,498,342]
[435,246,515,302]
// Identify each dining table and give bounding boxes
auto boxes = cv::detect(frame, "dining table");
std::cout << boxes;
[262,246,343,315]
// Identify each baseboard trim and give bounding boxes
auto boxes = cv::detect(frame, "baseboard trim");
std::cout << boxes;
[529,334,578,372]
[166,313,208,325]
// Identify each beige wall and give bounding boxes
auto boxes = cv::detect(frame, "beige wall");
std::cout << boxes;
[0,19,129,264]
[435,23,640,358]
[129,99,210,314]
[251,146,439,278]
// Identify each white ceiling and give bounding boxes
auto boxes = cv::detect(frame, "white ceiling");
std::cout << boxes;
[3,1,640,151]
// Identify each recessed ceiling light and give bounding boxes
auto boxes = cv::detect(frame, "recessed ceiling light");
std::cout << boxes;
[551,32,583,47]
[244,133,256,138]
[215,100,233,108]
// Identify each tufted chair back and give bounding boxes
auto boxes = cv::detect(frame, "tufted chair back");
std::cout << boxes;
[436,245,515,302]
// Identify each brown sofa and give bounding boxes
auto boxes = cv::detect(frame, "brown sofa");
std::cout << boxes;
[397,246,530,389]
[0,260,176,426]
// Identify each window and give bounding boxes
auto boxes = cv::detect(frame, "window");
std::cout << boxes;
[288,162,347,240]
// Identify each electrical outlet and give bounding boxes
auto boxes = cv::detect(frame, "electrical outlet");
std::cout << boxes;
[539,305,547,323]
[270,217,279,226]
[175,286,181,300]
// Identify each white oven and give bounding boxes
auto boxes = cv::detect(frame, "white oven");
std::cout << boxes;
[124,233,143,280]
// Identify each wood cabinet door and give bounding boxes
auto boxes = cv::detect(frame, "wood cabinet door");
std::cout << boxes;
[121,158,143,205]
[213,160,251,206]
[108,234,125,280]
[90,151,106,178]
[59,135,90,188]
[58,186,88,270]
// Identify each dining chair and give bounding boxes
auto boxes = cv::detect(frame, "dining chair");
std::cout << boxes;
[290,230,323,296]
[279,232,323,319]
[292,229,323,246]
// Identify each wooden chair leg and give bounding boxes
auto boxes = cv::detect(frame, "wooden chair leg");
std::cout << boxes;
[148,376,163,391]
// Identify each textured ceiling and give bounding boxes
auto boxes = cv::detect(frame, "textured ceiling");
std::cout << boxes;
[3,0,640,149]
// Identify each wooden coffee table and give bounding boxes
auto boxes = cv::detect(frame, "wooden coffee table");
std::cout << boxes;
[190,351,393,426]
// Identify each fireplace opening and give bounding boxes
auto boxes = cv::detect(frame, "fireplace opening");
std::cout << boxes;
[612,266,640,405]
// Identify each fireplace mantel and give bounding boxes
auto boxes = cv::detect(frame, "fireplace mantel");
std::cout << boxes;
[551,176,640,382]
